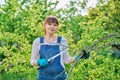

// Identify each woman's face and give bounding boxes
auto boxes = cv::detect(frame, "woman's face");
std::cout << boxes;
[45,22,58,35]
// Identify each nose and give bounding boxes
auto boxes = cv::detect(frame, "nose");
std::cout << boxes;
[50,24,54,27]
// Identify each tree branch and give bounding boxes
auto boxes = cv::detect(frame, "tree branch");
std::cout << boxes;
[66,33,118,80]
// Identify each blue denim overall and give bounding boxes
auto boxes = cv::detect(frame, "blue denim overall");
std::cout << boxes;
[37,36,66,80]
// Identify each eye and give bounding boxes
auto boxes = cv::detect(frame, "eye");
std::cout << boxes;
[54,24,58,26]
[47,23,52,25]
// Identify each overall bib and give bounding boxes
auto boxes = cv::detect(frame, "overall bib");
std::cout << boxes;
[38,36,66,80]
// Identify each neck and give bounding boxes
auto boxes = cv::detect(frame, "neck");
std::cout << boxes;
[45,33,55,38]
[44,33,57,43]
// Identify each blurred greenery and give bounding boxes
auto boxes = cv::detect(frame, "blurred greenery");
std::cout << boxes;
[0,0,120,80]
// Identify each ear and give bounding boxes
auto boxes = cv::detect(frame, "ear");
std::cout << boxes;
[43,22,45,26]
[57,24,60,30]
[42,22,46,35]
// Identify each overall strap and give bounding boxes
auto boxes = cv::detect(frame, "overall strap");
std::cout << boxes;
[40,37,44,43]
[57,36,62,43]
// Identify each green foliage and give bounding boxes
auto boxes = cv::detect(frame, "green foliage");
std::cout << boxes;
[70,55,120,80]
[0,0,120,80]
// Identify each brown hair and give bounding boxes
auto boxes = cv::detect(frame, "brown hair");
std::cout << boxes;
[43,15,59,35]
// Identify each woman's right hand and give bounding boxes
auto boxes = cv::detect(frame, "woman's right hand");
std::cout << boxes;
[37,59,48,67]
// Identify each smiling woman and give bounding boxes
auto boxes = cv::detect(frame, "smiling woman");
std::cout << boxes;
[30,15,79,80]
[43,16,59,35]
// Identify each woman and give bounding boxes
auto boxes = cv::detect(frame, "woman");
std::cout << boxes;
[30,15,79,80]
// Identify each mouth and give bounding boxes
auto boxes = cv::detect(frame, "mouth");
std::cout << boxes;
[49,29,55,31]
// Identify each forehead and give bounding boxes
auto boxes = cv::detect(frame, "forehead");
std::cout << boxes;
[45,17,58,25]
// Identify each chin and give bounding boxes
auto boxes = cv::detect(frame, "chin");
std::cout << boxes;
[49,31,56,34]
[47,32,54,34]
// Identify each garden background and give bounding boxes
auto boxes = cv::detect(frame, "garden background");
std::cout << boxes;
[0,0,120,80]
